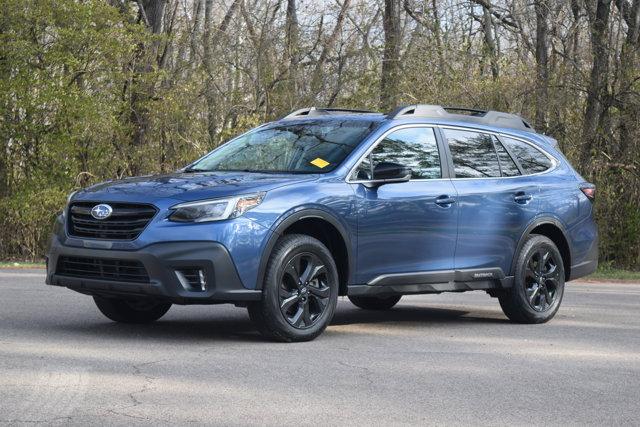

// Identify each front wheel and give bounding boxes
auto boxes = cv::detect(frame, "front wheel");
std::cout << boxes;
[499,235,565,324]
[248,234,339,342]
[93,296,171,324]
[349,295,401,310]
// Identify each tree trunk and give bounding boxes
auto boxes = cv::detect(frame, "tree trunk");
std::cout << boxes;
[128,0,167,175]
[534,0,550,131]
[380,0,401,111]
[570,0,581,67]
[285,0,300,107]
[0,147,6,198]
[203,0,216,143]
[481,4,499,81]
[203,0,240,144]
[615,0,640,156]
[309,0,351,102]
[431,0,445,73]
[189,0,203,64]
[581,0,613,166]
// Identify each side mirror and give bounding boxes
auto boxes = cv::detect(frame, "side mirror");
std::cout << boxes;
[366,162,411,186]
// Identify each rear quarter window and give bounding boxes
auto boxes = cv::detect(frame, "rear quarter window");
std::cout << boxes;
[501,137,554,174]
[493,136,520,177]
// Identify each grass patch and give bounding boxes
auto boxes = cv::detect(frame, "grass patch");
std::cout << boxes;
[587,266,640,281]
[0,261,46,269]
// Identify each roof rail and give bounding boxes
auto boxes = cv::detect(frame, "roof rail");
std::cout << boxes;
[282,107,379,120]
[387,104,535,132]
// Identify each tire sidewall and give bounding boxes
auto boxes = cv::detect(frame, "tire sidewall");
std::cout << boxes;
[263,236,339,339]
[513,235,565,322]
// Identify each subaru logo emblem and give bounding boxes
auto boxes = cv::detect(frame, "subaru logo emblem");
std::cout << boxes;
[91,204,113,220]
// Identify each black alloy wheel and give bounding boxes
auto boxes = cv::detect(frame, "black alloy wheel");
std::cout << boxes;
[524,247,561,312]
[279,252,331,329]
[248,234,339,342]
[499,234,565,324]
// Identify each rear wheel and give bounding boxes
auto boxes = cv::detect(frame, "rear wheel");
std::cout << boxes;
[499,235,565,323]
[248,234,339,342]
[348,295,401,310]
[93,296,171,324]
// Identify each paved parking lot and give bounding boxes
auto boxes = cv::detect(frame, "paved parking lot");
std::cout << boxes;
[1,269,639,426]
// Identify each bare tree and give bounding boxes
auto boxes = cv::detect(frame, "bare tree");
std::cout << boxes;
[481,2,500,80]
[380,0,401,110]
[129,0,168,175]
[309,0,352,102]
[285,0,300,106]
[615,0,640,155]
[203,0,241,142]
[535,0,550,130]
[581,0,613,165]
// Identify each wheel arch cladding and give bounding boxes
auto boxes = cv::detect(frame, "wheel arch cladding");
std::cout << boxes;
[257,210,352,295]
[524,222,572,281]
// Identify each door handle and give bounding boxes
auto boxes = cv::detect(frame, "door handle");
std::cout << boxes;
[514,192,533,204]
[435,195,456,206]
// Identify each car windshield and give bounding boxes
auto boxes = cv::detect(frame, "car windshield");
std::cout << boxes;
[187,119,379,174]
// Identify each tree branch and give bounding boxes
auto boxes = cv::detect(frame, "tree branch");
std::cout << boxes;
[468,0,519,29]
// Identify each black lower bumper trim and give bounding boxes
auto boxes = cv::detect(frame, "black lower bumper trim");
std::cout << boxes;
[348,276,514,297]
[569,260,598,281]
[46,238,261,304]
[351,267,513,296]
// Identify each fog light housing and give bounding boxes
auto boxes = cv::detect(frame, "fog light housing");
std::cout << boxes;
[175,268,207,292]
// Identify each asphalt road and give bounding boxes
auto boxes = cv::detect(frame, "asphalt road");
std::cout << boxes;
[1,269,639,426]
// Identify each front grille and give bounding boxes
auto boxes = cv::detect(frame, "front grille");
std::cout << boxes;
[56,256,150,283]
[68,202,157,240]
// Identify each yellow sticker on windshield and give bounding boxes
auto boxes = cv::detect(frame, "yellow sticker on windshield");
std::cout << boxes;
[310,158,330,169]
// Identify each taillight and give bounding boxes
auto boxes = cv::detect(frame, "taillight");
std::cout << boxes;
[580,183,596,201]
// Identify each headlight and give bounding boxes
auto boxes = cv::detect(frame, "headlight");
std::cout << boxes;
[168,192,265,223]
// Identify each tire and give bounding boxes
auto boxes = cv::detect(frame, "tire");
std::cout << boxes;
[348,295,401,310]
[499,234,565,324]
[93,296,171,324]
[248,234,339,342]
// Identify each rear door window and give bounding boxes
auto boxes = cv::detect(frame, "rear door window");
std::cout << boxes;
[501,137,553,174]
[444,129,501,178]
[493,136,521,177]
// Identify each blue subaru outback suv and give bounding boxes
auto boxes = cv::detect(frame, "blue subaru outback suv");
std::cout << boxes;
[46,105,598,341]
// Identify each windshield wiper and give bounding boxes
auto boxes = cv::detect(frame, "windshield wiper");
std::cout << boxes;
[183,166,209,173]
[183,167,263,173]
[183,167,315,174]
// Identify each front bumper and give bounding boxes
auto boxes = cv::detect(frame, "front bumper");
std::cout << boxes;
[46,237,261,304]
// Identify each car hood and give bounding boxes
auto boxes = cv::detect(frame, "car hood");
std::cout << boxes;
[74,171,318,204]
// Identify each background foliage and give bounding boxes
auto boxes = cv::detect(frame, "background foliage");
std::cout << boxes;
[0,0,638,269]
